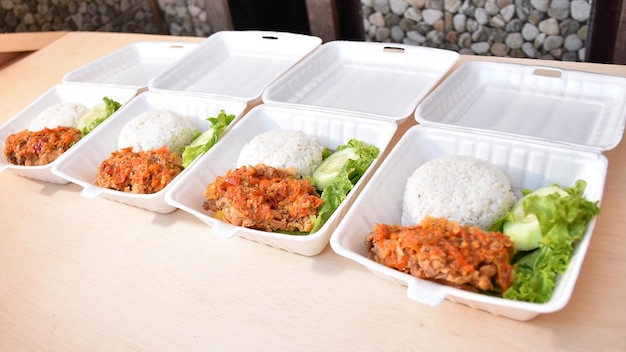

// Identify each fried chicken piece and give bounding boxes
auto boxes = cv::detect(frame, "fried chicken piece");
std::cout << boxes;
[365,216,514,294]
[4,126,82,166]
[203,164,323,233]
[94,146,183,194]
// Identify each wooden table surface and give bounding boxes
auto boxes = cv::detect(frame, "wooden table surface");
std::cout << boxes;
[1,32,625,352]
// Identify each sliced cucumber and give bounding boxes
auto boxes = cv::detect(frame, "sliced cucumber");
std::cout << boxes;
[502,215,542,251]
[312,147,358,191]
[502,185,568,251]
[76,103,107,133]
[189,128,215,147]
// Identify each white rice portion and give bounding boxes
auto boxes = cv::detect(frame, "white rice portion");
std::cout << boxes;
[401,155,515,230]
[28,102,88,131]
[118,109,197,155]
[237,130,324,178]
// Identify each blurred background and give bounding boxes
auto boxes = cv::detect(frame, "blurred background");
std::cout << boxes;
[0,0,624,64]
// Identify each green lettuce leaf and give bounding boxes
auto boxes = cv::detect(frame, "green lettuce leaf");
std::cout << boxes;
[182,110,235,167]
[501,180,600,303]
[309,139,379,233]
[77,97,122,136]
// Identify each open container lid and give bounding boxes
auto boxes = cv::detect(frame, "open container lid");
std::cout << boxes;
[148,30,322,103]
[62,41,200,90]
[414,61,626,152]
[261,40,460,123]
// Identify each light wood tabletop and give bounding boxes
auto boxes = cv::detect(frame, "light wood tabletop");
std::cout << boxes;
[0,32,625,352]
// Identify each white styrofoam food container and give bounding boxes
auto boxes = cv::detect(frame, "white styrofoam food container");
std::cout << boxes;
[329,61,626,320]
[148,31,322,103]
[330,126,607,321]
[0,83,138,184]
[62,42,200,90]
[262,40,460,122]
[51,91,248,213]
[164,104,398,256]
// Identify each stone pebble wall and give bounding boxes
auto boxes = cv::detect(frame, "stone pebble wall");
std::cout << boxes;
[159,0,212,36]
[0,0,214,36]
[362,0,593,61]
[1,0,158,33]
[2,0,593,62]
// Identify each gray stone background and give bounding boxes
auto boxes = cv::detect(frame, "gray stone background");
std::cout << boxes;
[363,0,592,61]
[1,0,593,62]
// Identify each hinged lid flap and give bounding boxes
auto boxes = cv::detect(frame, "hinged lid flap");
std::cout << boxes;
[62,42,199,89]
[262,41,460,123]
[414,61,626,152]
[148,31,322,103]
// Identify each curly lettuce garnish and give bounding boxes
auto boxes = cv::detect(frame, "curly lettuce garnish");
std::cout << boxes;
[309,139,379,234]
[490,179,600,303]
[182,110,235,167]
[77,96,122,136]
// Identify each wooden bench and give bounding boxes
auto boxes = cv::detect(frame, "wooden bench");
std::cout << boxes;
[0,31,67,68]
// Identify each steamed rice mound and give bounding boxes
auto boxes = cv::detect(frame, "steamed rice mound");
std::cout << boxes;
[118,109,197,155]
[28,102,88,131]
[402,155,515,230]
[237,130,324,178]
